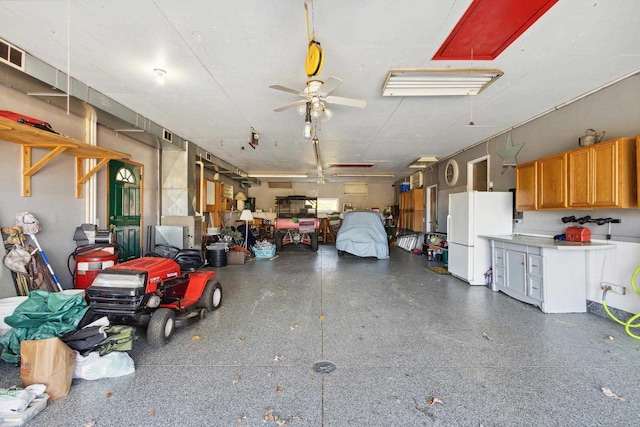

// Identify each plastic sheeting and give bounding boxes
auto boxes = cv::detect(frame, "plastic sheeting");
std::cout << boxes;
[0,290,89,363]
[335,211,389,259]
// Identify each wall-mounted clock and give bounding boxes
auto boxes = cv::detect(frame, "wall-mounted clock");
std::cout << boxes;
[445,159,459,187]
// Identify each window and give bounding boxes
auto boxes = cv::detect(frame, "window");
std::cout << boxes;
[307,198,340,214]
[115,167,136,184]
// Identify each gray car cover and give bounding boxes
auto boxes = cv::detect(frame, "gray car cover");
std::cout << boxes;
[335,211,389,259]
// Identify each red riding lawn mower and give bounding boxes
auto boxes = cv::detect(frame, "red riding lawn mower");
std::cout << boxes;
[86,247,222,347]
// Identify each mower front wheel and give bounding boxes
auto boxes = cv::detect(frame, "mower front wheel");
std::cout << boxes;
[147,308,175,347]
[198,280,223,312]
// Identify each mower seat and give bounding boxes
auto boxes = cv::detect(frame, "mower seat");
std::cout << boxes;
[173,249,205,272]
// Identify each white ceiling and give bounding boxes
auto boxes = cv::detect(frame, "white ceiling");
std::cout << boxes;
[1,1,640,183]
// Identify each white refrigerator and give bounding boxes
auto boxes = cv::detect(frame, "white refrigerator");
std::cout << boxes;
[447,191,513,285]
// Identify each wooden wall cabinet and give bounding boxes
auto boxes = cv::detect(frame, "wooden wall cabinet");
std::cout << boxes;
[517,137,637,211]
[205,181,232,227]
[537,153,567,209]
[568,137,636,209]
[515,160,537,211]
[398,188,423,231]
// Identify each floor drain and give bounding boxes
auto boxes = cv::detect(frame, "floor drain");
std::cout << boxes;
[313,360,337,374]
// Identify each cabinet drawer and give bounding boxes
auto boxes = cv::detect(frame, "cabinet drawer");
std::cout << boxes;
[528,276,543,301]
[528,254,543,277]
[494,248,505,268]
[494,267,505,287]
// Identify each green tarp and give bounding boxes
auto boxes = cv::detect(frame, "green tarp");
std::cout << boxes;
[0,290,89,363]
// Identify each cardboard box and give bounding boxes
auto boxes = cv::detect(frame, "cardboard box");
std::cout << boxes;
[227,251,245,265]
[20,338,76,400]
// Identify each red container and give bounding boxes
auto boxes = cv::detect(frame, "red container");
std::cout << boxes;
[565,226,591,243]
[74,247,117,289]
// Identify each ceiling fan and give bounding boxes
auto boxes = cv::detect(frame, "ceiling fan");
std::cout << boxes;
[269,77,367,121]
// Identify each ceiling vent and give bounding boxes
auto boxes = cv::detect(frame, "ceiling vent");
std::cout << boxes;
[268,181,293,189]
[163,128,173,143]
[329,163,374,168]
[0,38,24,70]
[382,69,503,96]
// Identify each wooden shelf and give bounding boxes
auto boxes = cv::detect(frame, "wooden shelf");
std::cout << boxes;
[0,116,131,197]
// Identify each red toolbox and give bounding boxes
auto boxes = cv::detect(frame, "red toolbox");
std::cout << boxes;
[565,226,591,242]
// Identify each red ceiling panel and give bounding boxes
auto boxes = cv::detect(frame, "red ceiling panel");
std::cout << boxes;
[433,0,558,60]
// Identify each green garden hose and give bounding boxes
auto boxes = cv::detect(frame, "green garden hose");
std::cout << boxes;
[602,265,640,340]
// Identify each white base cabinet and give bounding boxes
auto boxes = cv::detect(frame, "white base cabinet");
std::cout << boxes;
[490,240,587,313]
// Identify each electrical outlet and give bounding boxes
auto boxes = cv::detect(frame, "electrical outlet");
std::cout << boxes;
[601,282,627,295]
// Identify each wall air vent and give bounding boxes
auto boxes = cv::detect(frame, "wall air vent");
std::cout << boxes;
[343,182,368,196]
[268,181,293,189]
[0,38,25,70]
[163,128,173,143]
[410,171,424,189]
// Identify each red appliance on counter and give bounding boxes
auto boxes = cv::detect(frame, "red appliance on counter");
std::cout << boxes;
[565,226,591,242]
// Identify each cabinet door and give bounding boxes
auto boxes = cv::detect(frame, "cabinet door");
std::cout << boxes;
[516,161,537,211]
[528,276,543,301]
[527,254,543,301]
[412,189,424,210]
[538,153,567,209]
[568,148,591,208]
[505,249,526,296]
[591,141,618,207]
[493,247,505,287]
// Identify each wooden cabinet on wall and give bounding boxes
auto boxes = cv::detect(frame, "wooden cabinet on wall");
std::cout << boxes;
[516,137,637,211]
[568,137,636,209]
[398,188,423,231]
[205,181,231,227]
[538,153,567,209]
[515,160,537,211]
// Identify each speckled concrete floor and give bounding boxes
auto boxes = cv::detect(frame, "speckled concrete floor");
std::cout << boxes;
[2,245,640,426]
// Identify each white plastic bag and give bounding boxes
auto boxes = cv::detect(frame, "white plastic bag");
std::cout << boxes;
[73,351,135,380]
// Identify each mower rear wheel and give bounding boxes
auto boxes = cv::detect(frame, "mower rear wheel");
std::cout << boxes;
[198,280,223,312]
[147,308,175,347]
[275,231,284,251]
[310,232,318,251]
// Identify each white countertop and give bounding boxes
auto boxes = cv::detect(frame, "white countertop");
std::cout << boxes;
[479,234,616,251]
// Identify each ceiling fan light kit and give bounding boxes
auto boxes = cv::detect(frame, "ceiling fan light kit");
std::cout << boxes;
[382,69,503,96]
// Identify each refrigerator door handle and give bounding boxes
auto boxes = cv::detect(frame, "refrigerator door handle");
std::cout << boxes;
[447,214,451,237]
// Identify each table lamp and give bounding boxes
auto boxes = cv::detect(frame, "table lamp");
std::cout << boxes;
[239,209,254,249]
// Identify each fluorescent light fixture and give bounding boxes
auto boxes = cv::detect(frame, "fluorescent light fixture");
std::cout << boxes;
[248,173,309,178]
[382,69,503,97]
[332,173,395,178]
[409,156,438,168]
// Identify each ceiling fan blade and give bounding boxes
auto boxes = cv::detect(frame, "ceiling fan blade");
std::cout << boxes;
[273,100,306,112]
[269,84,304,96]
[317,76,343,96]
[325,96,367,108]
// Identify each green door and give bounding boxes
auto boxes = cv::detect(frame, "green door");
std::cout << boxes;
[108,160,142,260]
